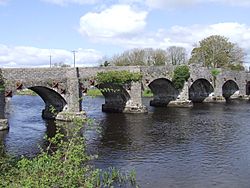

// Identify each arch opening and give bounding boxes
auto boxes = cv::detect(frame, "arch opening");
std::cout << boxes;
[189,79,214,103]
[29,86,67,119]
[246,81,250,95]
[222,80,239,100]
[148,78,179,106]
[96,83,131,112]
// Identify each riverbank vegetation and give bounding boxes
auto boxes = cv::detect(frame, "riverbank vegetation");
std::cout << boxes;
[16,89,37,96]
[0,118,138,187]
[86,88,103,97]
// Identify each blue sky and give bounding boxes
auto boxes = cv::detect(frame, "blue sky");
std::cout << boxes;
[0,0,250,67]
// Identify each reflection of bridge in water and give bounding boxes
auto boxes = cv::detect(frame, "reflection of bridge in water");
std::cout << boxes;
[1,65,250,129]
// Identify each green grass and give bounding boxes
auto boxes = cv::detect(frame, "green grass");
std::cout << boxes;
[16,89,37,96]
[86,89,103,97]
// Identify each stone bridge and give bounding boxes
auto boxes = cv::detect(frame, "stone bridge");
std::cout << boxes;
[1,65,250,130]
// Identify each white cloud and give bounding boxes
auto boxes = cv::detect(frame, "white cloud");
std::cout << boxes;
[40,0,250,7]
[0,0,8,5]
[145,0,202,9]
[79,4,148,38]
[0,45,103,68]
[79,21,250,65]
[41,0,99,6]
[134,0,250,9]
[211,0,250,6]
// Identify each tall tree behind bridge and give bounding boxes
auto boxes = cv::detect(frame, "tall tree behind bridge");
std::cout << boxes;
[189,35,245,70]
[110,48,168,66]
[166,46,187,65]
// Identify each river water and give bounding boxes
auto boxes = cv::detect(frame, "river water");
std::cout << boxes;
[1,95,250,188]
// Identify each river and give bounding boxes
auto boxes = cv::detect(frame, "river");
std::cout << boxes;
[1,95,250,188]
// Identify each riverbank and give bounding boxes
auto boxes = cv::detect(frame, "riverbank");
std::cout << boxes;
[0,119,137,187]
[16,89,37,96]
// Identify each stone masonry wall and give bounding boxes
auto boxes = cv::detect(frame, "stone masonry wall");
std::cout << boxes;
[1,66,250,111]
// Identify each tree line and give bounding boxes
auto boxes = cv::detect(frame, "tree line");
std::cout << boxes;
[100,35,246,71]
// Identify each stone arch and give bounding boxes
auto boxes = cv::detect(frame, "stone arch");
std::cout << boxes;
[246,81,250,95]
[28,86,67,119]
[222,80,239,100]
[148,78,179,106]
[96,83,131,112]
[189,78,214,103]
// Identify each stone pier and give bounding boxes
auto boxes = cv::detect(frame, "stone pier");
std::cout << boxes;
[99,81,147,113]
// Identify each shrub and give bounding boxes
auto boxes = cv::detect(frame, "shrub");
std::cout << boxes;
[0,120,138,187]
[172,65,190,89]
[96,70,142,85]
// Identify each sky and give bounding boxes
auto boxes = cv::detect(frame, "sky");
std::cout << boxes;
[0,0,250,67]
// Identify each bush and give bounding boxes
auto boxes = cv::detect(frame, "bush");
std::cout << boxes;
[0,119,138,187]
[172,65,190,89]
[227,64,245,71]
[96,70,142,85]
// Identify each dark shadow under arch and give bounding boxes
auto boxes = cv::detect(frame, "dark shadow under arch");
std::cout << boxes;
[29,86,67,119]
[96,83,131,112]
[246,81,250,95]
[189,79,214,103]
[222,80,239,100]
[148,78,179,106]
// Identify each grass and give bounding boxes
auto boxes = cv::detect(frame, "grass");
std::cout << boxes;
[86,89,103,97]
[16,89,37,96]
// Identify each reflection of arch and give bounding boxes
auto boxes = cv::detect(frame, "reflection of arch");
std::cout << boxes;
[148,78,179,106]
[246,81,250,95]
[189,79,214,103]
[29,86,67,119]
[222,80,239,100]
[97,83,131,112]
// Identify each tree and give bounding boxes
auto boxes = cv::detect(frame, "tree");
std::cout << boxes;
[110,48,168,66]
[166,46,187,65]
[53,62,71,67]
[189,35,245,70]
[148,49,168,66]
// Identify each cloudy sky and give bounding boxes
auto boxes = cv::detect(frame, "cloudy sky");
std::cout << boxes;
[0,0,250,67]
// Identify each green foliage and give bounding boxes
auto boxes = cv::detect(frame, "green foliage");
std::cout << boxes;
[189,35,245,70]
[227,64,245,71]
[211,68,220,87]
[96,70,142,85]
[0,84,4,92]
[86,88,103,97]
[211,68,220,77]
[172,65,190,89]
[16,89,37,96]
[49,105,57,115]
[143,89,153,97]
[0,119,138,188]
